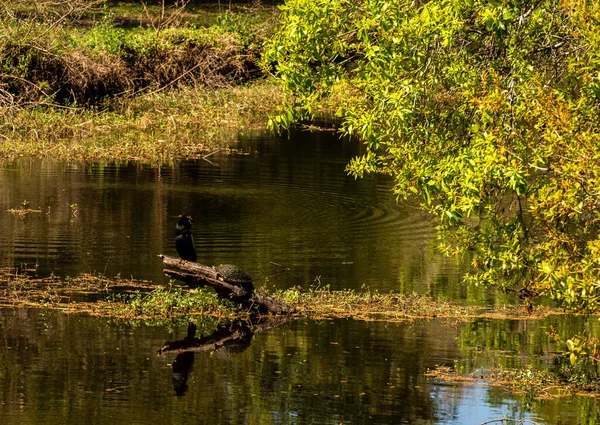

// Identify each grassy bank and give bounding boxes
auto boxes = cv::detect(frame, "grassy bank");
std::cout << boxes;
[0,1,283,162]
[1,1,277,105]
[0,81,283,162]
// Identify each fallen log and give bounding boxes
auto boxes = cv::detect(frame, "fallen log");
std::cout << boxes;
[158,254,294,314]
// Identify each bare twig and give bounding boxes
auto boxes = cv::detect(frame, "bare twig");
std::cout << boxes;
[202,149,221,159]
[141,0,191,38]
[33,1,102,42]
[478,417,546,425]
[270,262,290,270]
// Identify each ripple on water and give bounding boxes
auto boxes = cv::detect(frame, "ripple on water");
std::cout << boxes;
[0,130,451,292]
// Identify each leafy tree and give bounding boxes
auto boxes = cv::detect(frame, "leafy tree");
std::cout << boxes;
[263,0,600,313]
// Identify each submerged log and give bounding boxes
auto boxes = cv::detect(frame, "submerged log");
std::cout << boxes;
[158,254,294,314]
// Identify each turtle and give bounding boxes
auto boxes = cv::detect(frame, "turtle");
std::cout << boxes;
[215,264,254,295]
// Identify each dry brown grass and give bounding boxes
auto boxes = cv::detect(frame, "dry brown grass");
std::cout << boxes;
[0,267,565,323]
[277,286,563,323]
[0,81,283,162]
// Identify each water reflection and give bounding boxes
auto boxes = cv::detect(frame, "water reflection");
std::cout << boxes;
[2,308,592,424]
[169,322,198,396]
[159,319,282,396]
[0,129,456,295]
[3,130,599,423]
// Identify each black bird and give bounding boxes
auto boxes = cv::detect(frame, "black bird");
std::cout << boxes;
[175,215,197,262]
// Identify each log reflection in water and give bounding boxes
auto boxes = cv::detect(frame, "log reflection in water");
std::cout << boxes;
[157,318,289,396]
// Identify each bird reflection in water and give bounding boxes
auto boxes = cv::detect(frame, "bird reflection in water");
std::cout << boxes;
[158,318,288,396]
[159,320,256,397]
[171,323,197,396]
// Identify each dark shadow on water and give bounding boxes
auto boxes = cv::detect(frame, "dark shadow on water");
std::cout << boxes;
[158,317,288,396]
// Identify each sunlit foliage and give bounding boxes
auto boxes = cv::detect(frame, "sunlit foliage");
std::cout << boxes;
[263,0,600,312]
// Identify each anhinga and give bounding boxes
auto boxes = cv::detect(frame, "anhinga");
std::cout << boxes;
[175,215,197,262]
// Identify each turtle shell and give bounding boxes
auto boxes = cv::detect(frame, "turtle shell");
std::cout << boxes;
[216,264,254,291]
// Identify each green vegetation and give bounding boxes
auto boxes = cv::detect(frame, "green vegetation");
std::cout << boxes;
[0,267,561,322]
[108,284,245,319]
[0,1,276,105]
[431,352,600,399]
[264,0,600,314]
[262,0,600,383]
[0,1,281,161]
[4,0,600,405]
[0,81,282,162]
[429,317,600,399]
[5,267,600,398]
[0,268,246,319]
[428,365,573,399]
[275,284,558,322]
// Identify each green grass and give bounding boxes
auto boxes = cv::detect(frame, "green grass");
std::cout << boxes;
[99,2,278,38]
[0,2,278,106]
[0,268,561,322]
[0,2,284,163]
[0,80,283,162]
[107,284,245,319]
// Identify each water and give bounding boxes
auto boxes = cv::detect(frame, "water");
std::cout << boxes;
[0,129,451,295]
[2,308,592,425]
[0,129,598,424]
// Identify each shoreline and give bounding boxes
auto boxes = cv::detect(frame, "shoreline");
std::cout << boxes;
[0,81,283,163]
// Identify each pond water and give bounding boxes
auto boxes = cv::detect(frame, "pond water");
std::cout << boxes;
[0,128,460,297]
[0,129,599,424]
[1,308,598,425]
